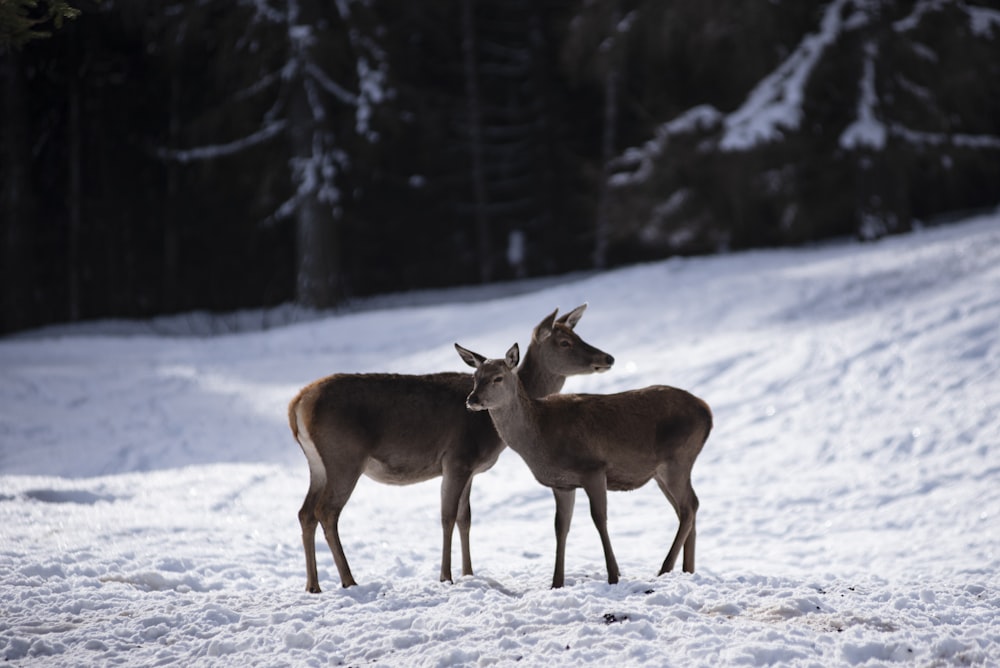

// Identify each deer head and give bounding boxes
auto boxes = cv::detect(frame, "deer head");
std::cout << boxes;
[456,342,520,411]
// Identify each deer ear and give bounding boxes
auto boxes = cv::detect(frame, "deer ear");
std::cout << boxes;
[455,343,486,368]
[532,309,558,342]
[505,343,520,369]
[556,303,587,330]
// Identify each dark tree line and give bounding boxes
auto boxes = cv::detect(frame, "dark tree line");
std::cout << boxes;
[2,0,999,334]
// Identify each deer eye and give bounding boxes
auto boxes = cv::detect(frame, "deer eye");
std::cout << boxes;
[558,339,572,348]
[492,376,504,384]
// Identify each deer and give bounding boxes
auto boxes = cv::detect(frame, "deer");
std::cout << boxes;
[455,341,711,589]
[288,305,614,592]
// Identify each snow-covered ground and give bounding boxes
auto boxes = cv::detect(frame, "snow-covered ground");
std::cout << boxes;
[2,213,999,666]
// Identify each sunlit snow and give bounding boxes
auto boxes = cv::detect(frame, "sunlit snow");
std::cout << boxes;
[2,213,999,666]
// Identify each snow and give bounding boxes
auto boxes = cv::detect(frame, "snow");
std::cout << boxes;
[609,106,722,188]
[612,0,1000,186]
[967,5,1000,37]
[840,42,886,151]
[892,0,945,34]
[720,0,850,151]
[890,125,1000,150]
[307,62,360,106]
[154,121,289,164]
[611,0,864,178]
[3,212,1000,666]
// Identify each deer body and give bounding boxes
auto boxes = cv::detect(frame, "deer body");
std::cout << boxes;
[289,306,613,591]
[458,343,711,589]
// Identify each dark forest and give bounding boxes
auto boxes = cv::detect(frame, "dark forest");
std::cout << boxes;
[2,0,998,334]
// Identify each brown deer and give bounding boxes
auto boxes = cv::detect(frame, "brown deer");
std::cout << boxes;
[456,342,711,588]
[289,305,613,591]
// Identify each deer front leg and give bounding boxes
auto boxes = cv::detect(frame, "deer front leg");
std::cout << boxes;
[456,477,475,577]
[551,487,576,588]
[582,472,619,585]
[681,517,697,574]
[440,468,474,582]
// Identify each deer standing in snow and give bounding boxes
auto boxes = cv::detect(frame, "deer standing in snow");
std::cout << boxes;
[456,342,711,588]
[288,305,613,591]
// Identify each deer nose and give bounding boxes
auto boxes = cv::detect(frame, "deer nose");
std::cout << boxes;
[593,353,614,372]
[466,393,481,410]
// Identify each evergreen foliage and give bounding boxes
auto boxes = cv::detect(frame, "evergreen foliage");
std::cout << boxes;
[0,0,79,50]
[1,0,998,334]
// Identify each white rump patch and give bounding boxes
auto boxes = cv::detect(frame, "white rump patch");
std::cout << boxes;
[295,405,327,492]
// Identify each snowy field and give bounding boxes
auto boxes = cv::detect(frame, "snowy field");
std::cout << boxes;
[2,212,999,666]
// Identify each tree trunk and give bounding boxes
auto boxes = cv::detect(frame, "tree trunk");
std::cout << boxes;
[461,0,492,283]
[289,87,340,308]
[162,71,181,313]
[288,0,340,308]
[68,55,83,322]
[1,51,35,334]
[593,2,621,270]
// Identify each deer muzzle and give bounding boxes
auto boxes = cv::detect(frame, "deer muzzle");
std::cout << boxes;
[593,353,615,373]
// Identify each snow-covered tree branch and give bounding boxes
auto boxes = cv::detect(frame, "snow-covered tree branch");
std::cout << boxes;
[606,0,1000,248]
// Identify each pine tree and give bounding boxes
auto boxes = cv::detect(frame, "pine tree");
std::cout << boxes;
[0,0,79,50]
[152,0,390,309]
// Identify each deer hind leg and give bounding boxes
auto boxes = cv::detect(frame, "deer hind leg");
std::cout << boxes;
[655,463,699,575]
[299,488,323,593]
[440,467,474,582]
[315,460,365,588]
[296,418,331,593]
[582,473,620,585]
[551,487,576,588]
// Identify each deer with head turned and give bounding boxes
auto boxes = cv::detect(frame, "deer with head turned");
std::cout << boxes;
[456,341,711,588]
[288,305,614,591]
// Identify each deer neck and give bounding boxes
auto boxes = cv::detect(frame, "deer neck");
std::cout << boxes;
[488,382,541,458]
[517,346,566,399]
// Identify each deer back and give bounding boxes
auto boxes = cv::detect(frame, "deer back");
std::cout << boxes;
[295,372,498,481]
[498,386,712,492]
